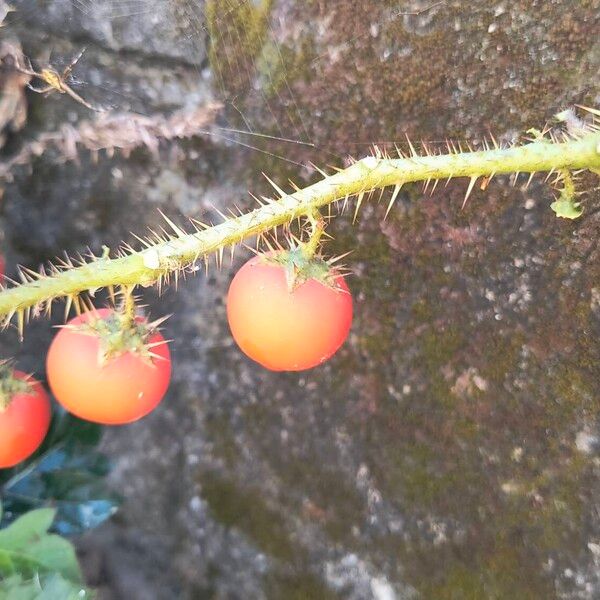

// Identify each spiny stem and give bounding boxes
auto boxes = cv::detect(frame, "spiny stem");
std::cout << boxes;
[0,129,599,323]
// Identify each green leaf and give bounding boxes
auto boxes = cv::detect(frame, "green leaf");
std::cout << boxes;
[0,509,82,583]
[0,572,94,600]
[1,409,120,535]
[16,536,82,582]
[0,509,56,550]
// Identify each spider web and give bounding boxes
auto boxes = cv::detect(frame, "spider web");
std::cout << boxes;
[4,0,446,168]
[190,0,335,167]
[189,0,447,167]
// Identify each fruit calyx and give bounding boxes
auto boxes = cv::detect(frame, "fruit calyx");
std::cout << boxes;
[262,248,345,292]
[0,361,31,412]
[64,310,169,366]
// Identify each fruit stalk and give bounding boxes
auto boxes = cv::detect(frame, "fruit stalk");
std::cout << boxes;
[119,285,136,328]
[302,209,326,258]
[0,129,599,323]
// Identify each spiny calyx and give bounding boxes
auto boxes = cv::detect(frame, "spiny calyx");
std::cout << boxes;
[263,247,346,292]
[0,361,31,411]
[62,309,169,366]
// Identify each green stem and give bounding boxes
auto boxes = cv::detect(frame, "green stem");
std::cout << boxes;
[560,169,576,198]
[119,285,136,327]
[302,209,325,258]
[0,130,599,321]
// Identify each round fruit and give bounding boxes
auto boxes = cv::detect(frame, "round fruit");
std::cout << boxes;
[0,370,51,469]
[46,308,171,425]
[227,252,353,371]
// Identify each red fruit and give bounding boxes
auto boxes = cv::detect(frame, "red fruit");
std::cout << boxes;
[0,369,51,469]
[46,308,171,425]
[227,252,353,371]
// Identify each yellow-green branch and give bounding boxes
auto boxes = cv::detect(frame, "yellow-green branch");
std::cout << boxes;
[1,129,599,323]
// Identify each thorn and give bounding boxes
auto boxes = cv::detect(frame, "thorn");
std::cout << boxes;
[3,310,15,330]
[405,134,418,158]
[574,105,600,117]
[190,217,210,230]
[385,184,403,219]
[263,236,276,252]
[353,191,365,223]
[544,168,556,183]
[19,266,43,280]
[132,232,154,248]
[328,250,354,265]
[309,162,329,178]
[17,310,24,341]
[147,228,161,243]
[251,192,267,207]
[342,194,350,214]
[82,296,95,313]
[525,172,536,189]
[2,274,19,286]
[146,339,172,350]
[462,176,478,209]
[73,295,82,315]
[64,295,74,321]
[262,173,288,199]
[147,314,171,329]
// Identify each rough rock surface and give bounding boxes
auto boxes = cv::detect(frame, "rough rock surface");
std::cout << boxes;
[1,1,599,598]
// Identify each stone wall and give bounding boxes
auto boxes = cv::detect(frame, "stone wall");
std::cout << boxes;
[1,1,599,598]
